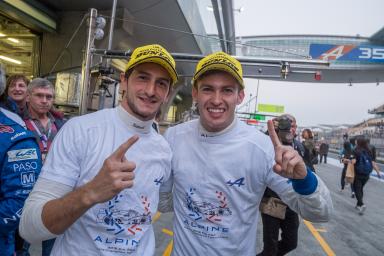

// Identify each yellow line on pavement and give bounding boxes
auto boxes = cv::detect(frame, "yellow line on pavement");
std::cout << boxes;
[162,228,174,256]
[162,239,173,256]
[162,228,174,236]
[303,220,335,256]
[153,212,161,223]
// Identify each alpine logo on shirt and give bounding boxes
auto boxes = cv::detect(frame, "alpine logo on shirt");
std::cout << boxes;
[182,188,232,238]
[93,193,152,254]
[226,177,245,187]
[154,176,164,185]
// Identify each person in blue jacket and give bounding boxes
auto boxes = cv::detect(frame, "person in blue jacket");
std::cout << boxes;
[0,65,42,256]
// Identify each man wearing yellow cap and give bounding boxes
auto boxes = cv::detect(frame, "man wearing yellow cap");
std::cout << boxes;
[160,52,332,255]
[20,44,178,255]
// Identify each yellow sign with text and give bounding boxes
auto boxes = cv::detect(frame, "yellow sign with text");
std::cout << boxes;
[258,104,284,113]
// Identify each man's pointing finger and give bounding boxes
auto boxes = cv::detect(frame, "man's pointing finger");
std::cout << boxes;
[267,120,282,148]
[112,135,139,161]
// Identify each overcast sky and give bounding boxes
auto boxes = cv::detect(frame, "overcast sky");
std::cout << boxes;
[232,0,384,127]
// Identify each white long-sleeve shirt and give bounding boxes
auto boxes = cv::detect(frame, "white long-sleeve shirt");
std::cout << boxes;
[20,106,172,256]
[160,119,332,256]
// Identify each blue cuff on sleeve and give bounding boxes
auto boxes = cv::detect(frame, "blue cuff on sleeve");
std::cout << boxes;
[291,168,318,195]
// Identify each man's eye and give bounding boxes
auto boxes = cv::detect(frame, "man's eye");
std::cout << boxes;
[201,87,212,92]
[158,81,170,88]
[223,88,234,93]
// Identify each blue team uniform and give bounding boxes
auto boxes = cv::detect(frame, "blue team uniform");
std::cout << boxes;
[0,111,42,256]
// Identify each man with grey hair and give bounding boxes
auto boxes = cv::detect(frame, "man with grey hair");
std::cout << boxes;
[22,77,66,255]
[24,78,66,163]
[0,65,42,255]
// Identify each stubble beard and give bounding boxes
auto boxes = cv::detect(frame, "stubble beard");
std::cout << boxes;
[126,96,157,121]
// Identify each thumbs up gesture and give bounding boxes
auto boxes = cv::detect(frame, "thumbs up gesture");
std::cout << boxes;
[84,135,139,204]
[267,120,307,179]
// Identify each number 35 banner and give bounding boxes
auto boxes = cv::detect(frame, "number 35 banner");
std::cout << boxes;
[310,43,384,63]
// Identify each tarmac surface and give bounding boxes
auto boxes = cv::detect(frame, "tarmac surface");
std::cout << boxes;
[29,157,384,256]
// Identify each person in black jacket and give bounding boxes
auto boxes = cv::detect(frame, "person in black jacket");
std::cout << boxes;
[319,141,329,164]
[257,114,304,256]
[353,137,374,215]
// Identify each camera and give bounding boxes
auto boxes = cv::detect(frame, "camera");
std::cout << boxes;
[277,116,292,132]
[275,116,293,145]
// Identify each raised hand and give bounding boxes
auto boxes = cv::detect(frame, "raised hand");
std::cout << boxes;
[267,120,307,179]
[84,135,139,204]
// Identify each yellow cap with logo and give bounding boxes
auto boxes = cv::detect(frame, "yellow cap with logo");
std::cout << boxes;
[125,44,178,86]
[192,51,244,89]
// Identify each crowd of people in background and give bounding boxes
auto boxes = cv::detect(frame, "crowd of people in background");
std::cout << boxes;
[339,136,381,215]
[297,127,381,216]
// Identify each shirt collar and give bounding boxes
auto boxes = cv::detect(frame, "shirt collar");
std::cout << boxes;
[27,110,55,122]
[198,117,237,138]
[117,105,153,134]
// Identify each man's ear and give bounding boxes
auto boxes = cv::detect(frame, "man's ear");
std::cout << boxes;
[119,72,128,90]
[192,86,198,101]
[163,86,172,103]
[26,92,31,103]
[237,89,245,105]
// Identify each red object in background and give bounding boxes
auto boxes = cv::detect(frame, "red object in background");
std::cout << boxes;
[315,71,322,81]
[246,119,259,125]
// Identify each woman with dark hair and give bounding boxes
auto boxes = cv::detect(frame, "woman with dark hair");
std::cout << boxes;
[353,137,373,215]
[340,141,355,196]
[301,129,317,172]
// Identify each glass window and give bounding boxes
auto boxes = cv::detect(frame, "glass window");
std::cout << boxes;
[0,15,40,78]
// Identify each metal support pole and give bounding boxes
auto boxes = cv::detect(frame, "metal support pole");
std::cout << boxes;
[254,79,260,113]
[106,0,117,67]
[90,49,329,66]
[98,81,106,110]
[98,0,117,110]
[221,0,236,54]
[113,82,120,107]
[211,0,227,53]
[79,8,97,115]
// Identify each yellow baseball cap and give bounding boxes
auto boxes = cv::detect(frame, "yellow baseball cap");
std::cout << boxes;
[192,51,244,89]
[125,44,178,86]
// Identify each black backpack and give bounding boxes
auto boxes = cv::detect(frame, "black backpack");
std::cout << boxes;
[355,150,373,175]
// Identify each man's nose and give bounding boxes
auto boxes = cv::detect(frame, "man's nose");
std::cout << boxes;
[41,97,48,103]
[145,81,156,96]
[211,91,222,104]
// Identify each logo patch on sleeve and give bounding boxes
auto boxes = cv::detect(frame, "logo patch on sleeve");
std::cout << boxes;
[7,148,38,162]
[0,124,14,133]
[20,171,36,186]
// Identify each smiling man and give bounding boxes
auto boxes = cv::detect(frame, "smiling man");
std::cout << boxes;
[20,44,177,256]
[160,52,333,255]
